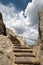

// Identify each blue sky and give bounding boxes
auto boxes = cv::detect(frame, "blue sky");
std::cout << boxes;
[0,0,32,11]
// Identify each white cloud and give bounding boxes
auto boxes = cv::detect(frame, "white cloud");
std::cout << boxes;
[0,0,43,45]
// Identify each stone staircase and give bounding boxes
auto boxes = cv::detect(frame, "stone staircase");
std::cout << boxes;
[13,43,40,65]
[12,44,40,64]
[9,34,40,65]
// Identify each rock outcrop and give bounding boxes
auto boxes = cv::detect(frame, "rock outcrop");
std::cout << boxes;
[0,12,7,36]
[38,9,43,41]
[0,12,14,65]
[0,34,13,65]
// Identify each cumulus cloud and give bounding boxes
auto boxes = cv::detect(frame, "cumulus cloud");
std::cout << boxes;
[25,0,43,26]
[0,0,43,45]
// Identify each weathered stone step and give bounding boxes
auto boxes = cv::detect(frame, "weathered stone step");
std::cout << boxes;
[13,44,33,48]
[13,46,31,49]
[16,64,34,65]
[16,64,38,65]
[13,52,34,55]
[16,63,40,65]
[15,53,35,57]
[13,49,33,53]
[14,52,34,54]
[15,57,40,65]
[13,45,31,48]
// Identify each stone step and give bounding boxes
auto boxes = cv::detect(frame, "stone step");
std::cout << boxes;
[15,53,35,57]
[15,57,40,65]
[16,63,40,65]
[13,44,33,49]
[17,64,39,65]
[13,52,34,55]
[13,46,31,49]
[16,64,34,65]
[13,49,33,53]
